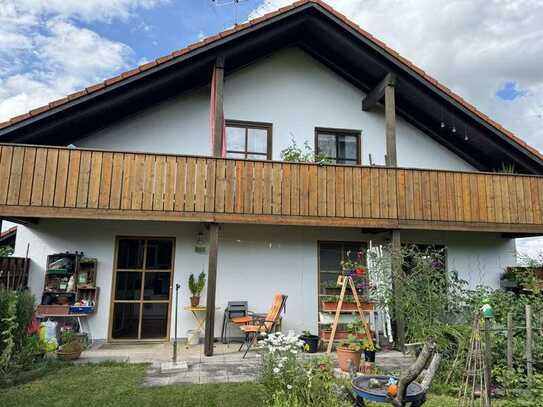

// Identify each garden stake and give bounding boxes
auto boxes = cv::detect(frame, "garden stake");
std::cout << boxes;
[173,283,180,362]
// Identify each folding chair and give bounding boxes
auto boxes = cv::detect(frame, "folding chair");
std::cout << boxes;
[235,294,287,358]
[221,301,248,344]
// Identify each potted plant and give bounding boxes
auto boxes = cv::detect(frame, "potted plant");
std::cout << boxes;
[363,337,376,363]
[336,334,364,372]
[300,330,320,353]
[56,331,85,361]
[188,271,206,307]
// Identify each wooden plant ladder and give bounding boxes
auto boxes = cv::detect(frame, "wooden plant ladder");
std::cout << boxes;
[326,275,374,353]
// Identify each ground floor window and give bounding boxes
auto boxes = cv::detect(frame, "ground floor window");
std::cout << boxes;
[110,237,174,341]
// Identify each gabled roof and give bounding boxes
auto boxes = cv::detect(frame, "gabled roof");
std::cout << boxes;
[0,0,541,173]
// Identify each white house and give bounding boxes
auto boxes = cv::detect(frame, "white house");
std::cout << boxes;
[0,1,541,354]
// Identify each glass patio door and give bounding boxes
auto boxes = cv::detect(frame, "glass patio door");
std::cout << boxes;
[110,237,174,341]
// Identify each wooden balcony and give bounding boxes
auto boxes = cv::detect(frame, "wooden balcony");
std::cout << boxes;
[0,143,542,234]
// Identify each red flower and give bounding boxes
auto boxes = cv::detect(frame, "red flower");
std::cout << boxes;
[355,267,366,276]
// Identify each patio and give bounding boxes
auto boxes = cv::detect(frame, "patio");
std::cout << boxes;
[77,341,415,386]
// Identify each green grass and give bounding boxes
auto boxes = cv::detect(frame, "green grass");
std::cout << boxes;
[0,362,507,407]
[0,363,266,407]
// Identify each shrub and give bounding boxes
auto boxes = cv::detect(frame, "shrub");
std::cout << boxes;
[0,289,36,374]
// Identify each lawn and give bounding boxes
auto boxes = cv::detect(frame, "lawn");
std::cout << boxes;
[0,362,500,407]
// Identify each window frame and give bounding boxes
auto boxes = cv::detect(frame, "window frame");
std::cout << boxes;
[314,127,362,165]
[225,120,273,160]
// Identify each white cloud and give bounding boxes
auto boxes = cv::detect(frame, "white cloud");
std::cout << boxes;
[0,0,167,122]
[251,0,543,151]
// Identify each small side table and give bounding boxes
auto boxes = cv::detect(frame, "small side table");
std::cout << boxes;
[183,306,220,346]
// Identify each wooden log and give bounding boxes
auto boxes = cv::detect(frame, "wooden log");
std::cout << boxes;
[421,353,442,392]
[391,230,405,351]
[392,339,436,407]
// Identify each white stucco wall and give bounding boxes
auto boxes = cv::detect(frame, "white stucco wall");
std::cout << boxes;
[76,47,473,171]
[13,220,515,341]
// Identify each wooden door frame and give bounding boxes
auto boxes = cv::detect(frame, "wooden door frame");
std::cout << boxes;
[108,236,176,343]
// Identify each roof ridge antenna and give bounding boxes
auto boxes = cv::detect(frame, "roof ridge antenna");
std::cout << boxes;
[211,0,249,26]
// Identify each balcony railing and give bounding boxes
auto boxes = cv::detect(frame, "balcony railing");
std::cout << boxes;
[0,143,542,233]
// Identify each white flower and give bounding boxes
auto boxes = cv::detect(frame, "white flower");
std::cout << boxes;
[273,367,280,374]
[277,363,283,368]
[287,385,292,390]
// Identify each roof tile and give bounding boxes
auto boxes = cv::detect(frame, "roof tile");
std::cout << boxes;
[86,83,106,93]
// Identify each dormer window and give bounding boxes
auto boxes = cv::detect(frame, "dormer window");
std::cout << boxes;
[225,120,272,160]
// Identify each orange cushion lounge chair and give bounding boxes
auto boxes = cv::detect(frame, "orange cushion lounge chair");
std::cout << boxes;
[236,293,287,358]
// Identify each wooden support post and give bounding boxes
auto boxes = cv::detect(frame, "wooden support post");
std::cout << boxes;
[526,305,533,379]
[507,312,513,369]
[483,317,492,407]
[385,83,397,167]
[391,230,405,351]
[212,56,225,158]
[204,223,220,356]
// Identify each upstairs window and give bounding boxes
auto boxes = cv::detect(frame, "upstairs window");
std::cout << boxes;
[315,127,361,165]
[225,120,272,160]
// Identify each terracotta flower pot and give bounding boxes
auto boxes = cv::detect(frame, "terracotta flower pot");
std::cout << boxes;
[190,296,200,307]
[336,347,362,372]
[56,350,82,361]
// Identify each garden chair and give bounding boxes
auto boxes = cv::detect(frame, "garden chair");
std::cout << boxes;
[220,301,248,344]
[235,294,287,358]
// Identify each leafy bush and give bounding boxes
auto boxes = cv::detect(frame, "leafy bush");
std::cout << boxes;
[0,289,36,375]
[280,139,329,164]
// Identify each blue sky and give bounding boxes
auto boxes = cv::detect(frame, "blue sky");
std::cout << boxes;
[83,1,264,63]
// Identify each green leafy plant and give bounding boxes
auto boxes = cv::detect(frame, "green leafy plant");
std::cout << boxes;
[337,334,364,352]
[188,272,206,296]
[0,246,13,257]
[59,331,84,354]
[280,138,330,164]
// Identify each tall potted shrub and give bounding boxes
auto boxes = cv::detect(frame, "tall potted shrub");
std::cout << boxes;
[188,272,206,307]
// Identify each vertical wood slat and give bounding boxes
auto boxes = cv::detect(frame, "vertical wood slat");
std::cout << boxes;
[515,176,526,224]
[523,177,533,224]
[317,166,326,217]
[205,159,216,213]
[388,169,397,219]
[290,164,300,216]
[253,162,263,214]
[213,159,225,213]
[195,158,206,212]
[154,155,165,211]
[326,166,336,217]
[281,164,291,215]
[344,167,353,218]
[98,152,113,209]
[0,146,13,205]
[272,163,282,215]
[361,168,371,218]
[421,171,431,220]
[370,168,380,218]
[334,167,344,217]
[65,150,81,208]
[18,147,37,205]
[142,155,155,211]
[262,162,272,214]
[42,148,59,206]
[185,157,197,212]
[378,168,388,218]
[308,165,318,216]
[87,151,102,209]
[530,178,541,224]
[224,160,235,213]
[397,169,406,220]
[7,147,24,205]
[174,157,187,212]
[121,154,134,210]
[243,161,254,214]
[110,153,124,210]
[52,149,70,207]
[234,161,244,214]
[352,167,362,218]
